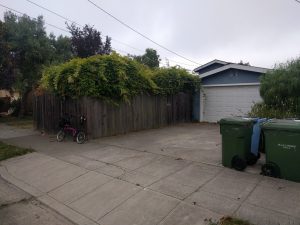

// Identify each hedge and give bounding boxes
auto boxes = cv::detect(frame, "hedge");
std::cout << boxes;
[260,58,300,115]
[41,53,201,103]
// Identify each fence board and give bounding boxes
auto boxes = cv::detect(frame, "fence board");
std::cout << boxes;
[34,93,192,139]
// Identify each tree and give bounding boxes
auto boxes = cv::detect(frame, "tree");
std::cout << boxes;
[67,23,112,58]
[1,12,54,116]
[132,48,160,69]
[49,33,73,64]
[0,11,75,116]
[0,20,15,89]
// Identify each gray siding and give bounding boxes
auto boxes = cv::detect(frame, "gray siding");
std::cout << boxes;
[202,69,261,85]
[195,63,226,74]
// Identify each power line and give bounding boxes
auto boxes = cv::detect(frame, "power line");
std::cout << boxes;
[24,1,144,54]
[25,0,81,27]
[1,4,192,70]
[0,4,166,67]
[112,40,196,66]
[295,0,300,3]
[0,3,69,33]
[112,47,170,67]
[166,58,197,67]
[24,0,197,68]
[111,39,144,53]
[87,0,200,65]
[20,0,197,69]
[24,1,140,54]
[112,41,197,67]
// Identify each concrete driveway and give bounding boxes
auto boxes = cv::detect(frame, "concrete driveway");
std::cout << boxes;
[1,123,300,225]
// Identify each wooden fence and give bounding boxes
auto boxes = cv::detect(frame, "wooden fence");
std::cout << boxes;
[33,93,193,138]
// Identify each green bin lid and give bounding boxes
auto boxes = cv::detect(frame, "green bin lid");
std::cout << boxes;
[262,119,300,132]
[219,117,257,125]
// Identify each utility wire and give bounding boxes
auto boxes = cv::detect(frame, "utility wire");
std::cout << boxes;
[166,58,197,67]
[112,47,169,67]
[0,3,167,68]
[112,39,197,67]
[25,0,81,27]
[295,0,300,3]
[9,1,196,69]
[23,1,146,55]
[0,3,69,33]
[87,0,200,65]
[112,39,144,53]
[24,1,141,55]
[112,40,197,66]
[24,0,198,68]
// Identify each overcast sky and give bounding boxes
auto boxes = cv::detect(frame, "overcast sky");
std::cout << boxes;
[1,0,300,70]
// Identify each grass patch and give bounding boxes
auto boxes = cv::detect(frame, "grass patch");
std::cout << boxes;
[208,217,253,225]
[0,116,33,129]
[0,141,34,161]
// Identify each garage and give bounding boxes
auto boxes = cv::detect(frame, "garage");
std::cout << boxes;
[193,59,268,122]
[201,84,262,122]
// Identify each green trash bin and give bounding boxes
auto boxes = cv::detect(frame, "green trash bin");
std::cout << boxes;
[261,119,300,182]
[219,117,257,171]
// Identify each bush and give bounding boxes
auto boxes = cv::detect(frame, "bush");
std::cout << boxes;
[41,54,157,102]
[248,102,297,119]
[152,67,201,95]
[260,58,300,115]
[41,53,201,103]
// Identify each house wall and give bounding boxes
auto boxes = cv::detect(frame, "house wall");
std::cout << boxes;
[0,90,11,98]
[0,89,20,100]
[195,63,225,74]
[201,69,261,85]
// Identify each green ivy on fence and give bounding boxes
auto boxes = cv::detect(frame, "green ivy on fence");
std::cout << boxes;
[41,53,201,103]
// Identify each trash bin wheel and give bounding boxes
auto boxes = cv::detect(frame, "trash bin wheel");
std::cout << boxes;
[231,155,247,171]
[246,152,261,165]
[261,162,280,178]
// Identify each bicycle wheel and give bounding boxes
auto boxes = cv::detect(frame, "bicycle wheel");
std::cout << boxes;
[76,131,86,144]
[57,130,65,142]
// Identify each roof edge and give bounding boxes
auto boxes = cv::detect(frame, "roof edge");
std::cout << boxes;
[199,64,269,79]
[193,59,228,72]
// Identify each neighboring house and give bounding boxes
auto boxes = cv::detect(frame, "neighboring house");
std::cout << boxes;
[193,59,268,122]
[0,89,20,114]
[0,89,20,100]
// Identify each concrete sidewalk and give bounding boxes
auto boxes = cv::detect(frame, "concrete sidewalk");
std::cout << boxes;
[0,176,76,225]
[1,123,300,225]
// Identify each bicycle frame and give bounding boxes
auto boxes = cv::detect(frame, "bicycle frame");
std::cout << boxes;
[62,125,78,137]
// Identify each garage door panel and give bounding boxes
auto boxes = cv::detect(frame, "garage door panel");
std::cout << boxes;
[202,85,261,122]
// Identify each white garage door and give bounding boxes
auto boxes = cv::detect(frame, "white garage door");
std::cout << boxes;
[201,85,262,122]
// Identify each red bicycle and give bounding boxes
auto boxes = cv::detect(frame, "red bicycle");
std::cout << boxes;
[56,114,86,144]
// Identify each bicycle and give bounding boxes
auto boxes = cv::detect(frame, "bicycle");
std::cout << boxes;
[56,114,87,144]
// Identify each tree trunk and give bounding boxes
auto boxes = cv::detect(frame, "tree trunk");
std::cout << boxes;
[18,89,30,118]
